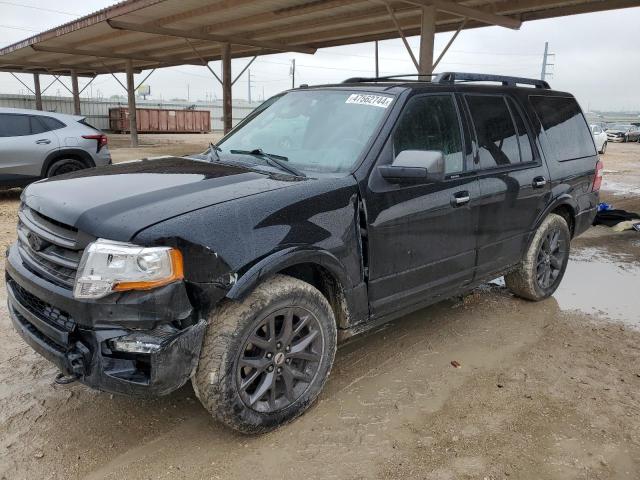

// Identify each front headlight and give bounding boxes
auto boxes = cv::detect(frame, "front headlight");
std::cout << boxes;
[74,239,183,299]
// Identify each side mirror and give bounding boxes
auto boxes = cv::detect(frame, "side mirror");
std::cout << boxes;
[379,150,445,184]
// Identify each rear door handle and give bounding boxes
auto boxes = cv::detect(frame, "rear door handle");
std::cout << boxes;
[532,176,547,188]
[35,139,51,145]
[451,190,470,207]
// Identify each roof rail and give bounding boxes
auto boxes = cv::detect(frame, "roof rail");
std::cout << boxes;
[342,74,434,83]
[432,72,550,89]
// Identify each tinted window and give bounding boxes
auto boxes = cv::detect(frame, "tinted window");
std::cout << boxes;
[29,116,48,135]
[39,116,66,131]
[0,114,31,137]
[507,97,534,164]
[530,96,596,160]
[466,95,520,168]
[393,95,464,174]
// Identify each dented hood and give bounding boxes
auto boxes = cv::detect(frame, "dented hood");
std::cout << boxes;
[22,157,301,241]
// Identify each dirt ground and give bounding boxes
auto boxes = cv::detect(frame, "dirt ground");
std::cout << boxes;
[0,138,639,480]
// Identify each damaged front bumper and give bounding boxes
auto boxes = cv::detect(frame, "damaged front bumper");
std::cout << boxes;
[6,243,207,396]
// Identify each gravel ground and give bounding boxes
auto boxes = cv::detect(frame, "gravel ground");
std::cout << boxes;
[0,139,638,480]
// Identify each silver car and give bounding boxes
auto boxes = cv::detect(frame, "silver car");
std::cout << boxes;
[0,107,111,187]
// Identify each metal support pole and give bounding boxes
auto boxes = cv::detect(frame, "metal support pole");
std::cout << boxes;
[125,59,139,147]
[419,5,436,77]
[222,43,232,134]
[71,70,81,114]
[375,41,379,77]
[33,73,42,110]
[290,58,296,89]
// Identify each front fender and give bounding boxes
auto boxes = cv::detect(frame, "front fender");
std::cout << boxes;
[226,246,354,301]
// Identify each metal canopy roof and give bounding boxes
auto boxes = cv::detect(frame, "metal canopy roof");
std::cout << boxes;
[1,0,638,77]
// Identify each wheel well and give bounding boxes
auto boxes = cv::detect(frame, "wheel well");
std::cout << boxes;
[42,150,94,177]
[279,263,350,329]
[551,204,575,237]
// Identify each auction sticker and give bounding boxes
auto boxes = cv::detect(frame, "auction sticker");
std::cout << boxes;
[345,94,393,108]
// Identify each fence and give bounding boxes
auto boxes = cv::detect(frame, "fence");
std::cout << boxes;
[0,94,262,132]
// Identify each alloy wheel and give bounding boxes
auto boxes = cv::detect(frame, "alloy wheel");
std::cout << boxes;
[536,228,566,289]
[236,307,324,413]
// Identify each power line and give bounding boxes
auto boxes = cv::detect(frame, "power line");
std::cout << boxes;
[0,24,39,32]
[0,1,80,16]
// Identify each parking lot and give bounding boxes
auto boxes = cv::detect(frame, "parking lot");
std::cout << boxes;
[0,138,638,479]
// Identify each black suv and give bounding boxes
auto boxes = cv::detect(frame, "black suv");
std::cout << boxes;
[6,73,601,433]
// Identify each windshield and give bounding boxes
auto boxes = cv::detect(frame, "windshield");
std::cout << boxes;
[217,90,394,174]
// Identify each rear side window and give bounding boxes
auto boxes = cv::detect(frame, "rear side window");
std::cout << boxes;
[393,94,464,174]
[506,97,534,164]
[0,114,31,137]
[465,95,521,168]
[529,96,596,160]
[38,116,66,131]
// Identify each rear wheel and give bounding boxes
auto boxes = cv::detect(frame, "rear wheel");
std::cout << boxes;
[46,158,86,177]
[192,274,337,434]
[505,213,571,301]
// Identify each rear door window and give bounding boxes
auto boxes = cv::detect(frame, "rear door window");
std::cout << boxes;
[465,95,521,169]
[0,114,31,137]
[393,94,464,175]
[529,95,596,160]
[506,97,534,164]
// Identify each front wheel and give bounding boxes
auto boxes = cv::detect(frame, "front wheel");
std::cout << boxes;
[192,274,337,434]
[505,213,571,301]
[600,141,607,154]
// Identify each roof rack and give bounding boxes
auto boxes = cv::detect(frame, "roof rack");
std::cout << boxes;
[433,72,550,89]
[342,74,434,83]
[342,72,550,89]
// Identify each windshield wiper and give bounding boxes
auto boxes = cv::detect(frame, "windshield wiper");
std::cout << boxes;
[229,148,306,177]
[208,142,222,162]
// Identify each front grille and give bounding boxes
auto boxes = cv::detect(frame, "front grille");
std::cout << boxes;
[8,277,76,332]
[17,205,84,289]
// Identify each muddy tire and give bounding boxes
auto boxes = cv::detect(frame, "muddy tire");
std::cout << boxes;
[192,274,337,434]
[505,213,571,301]
[46,158,86,177]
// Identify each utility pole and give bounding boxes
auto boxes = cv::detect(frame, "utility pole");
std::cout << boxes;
[540,41,555,82]
[290,59,295,89]
[248,69,252,103]
[374,41,379,77]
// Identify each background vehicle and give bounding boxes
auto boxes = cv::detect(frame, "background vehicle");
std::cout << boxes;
[0,107,111,187]
[590,124,607,153]
[606,123,640,143]
[6,73,600,434]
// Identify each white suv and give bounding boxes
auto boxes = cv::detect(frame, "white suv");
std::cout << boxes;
[0,107,112,187]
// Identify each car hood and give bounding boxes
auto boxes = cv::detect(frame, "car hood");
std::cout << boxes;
[606,130,626,134]
[23,157,304,241]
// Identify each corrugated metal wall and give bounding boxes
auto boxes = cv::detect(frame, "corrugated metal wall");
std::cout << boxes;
[0,94,261,132]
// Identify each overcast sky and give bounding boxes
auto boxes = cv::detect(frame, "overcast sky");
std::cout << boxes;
[1,1,639,111]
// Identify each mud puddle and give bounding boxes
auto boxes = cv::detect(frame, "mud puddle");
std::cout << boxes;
[553,248,640,328]
[489,247,640,329]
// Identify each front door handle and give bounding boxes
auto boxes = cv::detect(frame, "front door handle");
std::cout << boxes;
[35,139,51,145]
[532,176,547,188]
[451,191,470,207]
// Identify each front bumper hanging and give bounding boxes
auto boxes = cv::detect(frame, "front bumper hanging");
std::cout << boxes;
[6,242,207,397]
